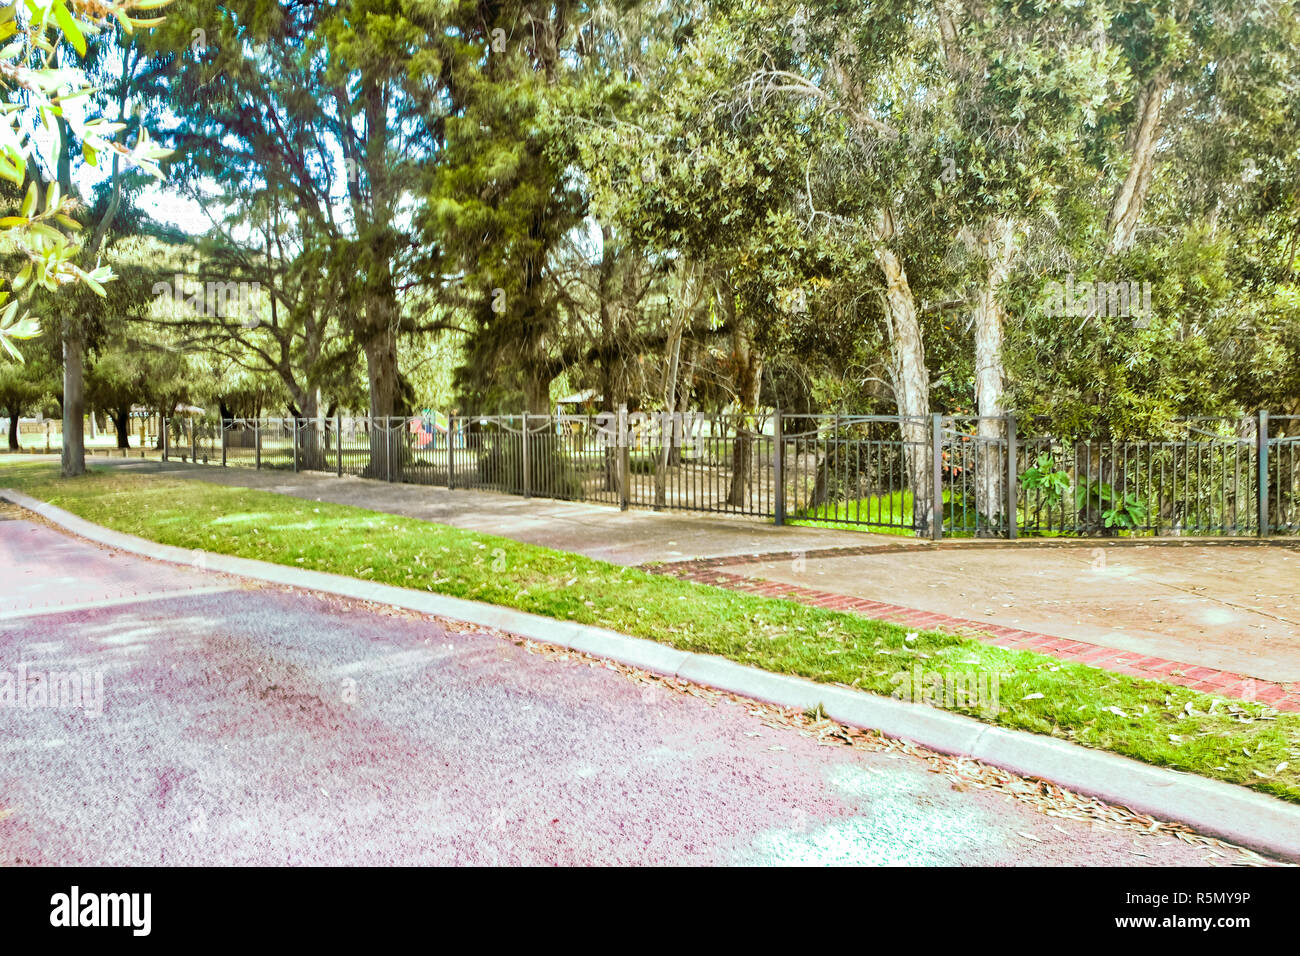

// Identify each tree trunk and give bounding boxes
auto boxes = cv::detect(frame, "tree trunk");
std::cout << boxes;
[969,218,1016,532]
[56,63,127,479]
[726,320,763,508]
[597,225,621,411]
[288,386,322,471]
[654,306,686,508]
[597,228,624,493]
[872,212,932,534]
[363,315,400,480]
[1106,74,1169,255]
[523,373,550,416]
[8,413,18,451]
[669,340,695,466]
[61,320,86,477]
[114,407,131,450]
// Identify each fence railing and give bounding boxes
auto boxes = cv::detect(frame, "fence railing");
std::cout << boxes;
[159,409,1300,539]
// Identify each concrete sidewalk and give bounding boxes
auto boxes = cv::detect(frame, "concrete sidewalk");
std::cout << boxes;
[84,458,905,565]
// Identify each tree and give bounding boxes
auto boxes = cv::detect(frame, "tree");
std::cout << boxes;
[0,1,167,358]
[425,1,587,415]
[0,351,51,448]
[142,1,464,475]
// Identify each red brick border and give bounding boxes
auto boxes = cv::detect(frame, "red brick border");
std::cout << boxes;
[650,565,1300,712]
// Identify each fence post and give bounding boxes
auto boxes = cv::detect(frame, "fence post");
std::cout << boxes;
[336,413,343,477]
[448,414,456,490]
[386,419,393,482]
[521,412,531,498]
[162,416,168,461]
[618,403,630,511]
[931,413,944,540]
[221,419,227,467]
[1258,409,1269,537]
[1005,412,1018,539]
[255,420,261,470]
[773,407,785,525]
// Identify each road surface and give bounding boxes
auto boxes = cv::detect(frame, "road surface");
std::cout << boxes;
[0,509,1267,865]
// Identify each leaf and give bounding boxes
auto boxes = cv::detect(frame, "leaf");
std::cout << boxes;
[0,153,22,185]
[52,2,87,57]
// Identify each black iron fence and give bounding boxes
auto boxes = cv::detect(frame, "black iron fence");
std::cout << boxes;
[160,409,1300,539]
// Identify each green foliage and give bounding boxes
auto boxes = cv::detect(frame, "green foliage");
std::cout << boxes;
[1019,453,1072,509]
[54,0,1300,438]
[0,0,170,360]
[1076,478,1150,530]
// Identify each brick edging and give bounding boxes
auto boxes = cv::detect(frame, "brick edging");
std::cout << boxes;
[648,565,1300,712]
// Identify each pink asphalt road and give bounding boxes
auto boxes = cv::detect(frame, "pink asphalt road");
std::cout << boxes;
[0,514,1263,865]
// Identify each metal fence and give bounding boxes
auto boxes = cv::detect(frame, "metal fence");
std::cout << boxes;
[160,409,1300,539]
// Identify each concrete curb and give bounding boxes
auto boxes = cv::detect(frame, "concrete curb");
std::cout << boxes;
[6,486,1300,863]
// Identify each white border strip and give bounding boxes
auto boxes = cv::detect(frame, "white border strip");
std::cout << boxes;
[0,586,239,621]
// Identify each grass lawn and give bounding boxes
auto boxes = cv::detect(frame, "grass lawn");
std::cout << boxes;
[790,489,916,535]
[3,459,1299,803]
[791,489,1151,539]
[791,489,977,537]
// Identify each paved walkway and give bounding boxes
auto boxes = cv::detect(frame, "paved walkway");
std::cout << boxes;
[654,565,1300,712]
[75,458,1300,688]
[705,545,1300,682]
[89,458,899,565]
[2,512,1263,865]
